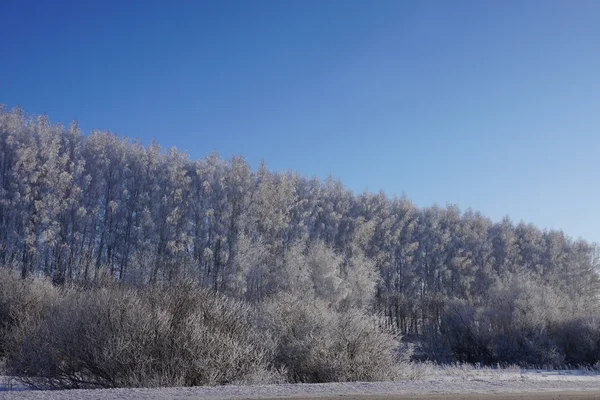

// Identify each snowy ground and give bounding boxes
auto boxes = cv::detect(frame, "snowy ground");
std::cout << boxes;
[2,367,600,399]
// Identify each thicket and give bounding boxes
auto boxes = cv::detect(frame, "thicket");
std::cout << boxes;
[0,270,404,388]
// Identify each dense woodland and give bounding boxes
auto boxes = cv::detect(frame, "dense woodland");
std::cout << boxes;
[1,107,600,387]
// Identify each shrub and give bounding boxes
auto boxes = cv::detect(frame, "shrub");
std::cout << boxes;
[6,281,280,388]
[552,316,600,366]
[439,275,567,367]
[261,293,406,383]
[0,269,57,358]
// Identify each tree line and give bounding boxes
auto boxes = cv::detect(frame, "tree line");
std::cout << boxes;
[1,106,599,367]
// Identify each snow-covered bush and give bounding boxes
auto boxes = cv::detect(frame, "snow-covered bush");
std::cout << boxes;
[439,275,568,366]
[6,281,280,388]
[261,292,406,383]
[552,316,600,366]
[0,269,57,358]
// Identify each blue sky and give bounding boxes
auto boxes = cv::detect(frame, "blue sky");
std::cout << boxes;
[1,0,599,243]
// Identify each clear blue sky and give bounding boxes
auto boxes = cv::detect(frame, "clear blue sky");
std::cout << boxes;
[1,0,599,243]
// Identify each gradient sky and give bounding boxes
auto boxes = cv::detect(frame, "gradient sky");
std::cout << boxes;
[1,0,599,243]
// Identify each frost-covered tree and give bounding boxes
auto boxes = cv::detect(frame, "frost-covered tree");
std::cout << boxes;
[1,106,599,366]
